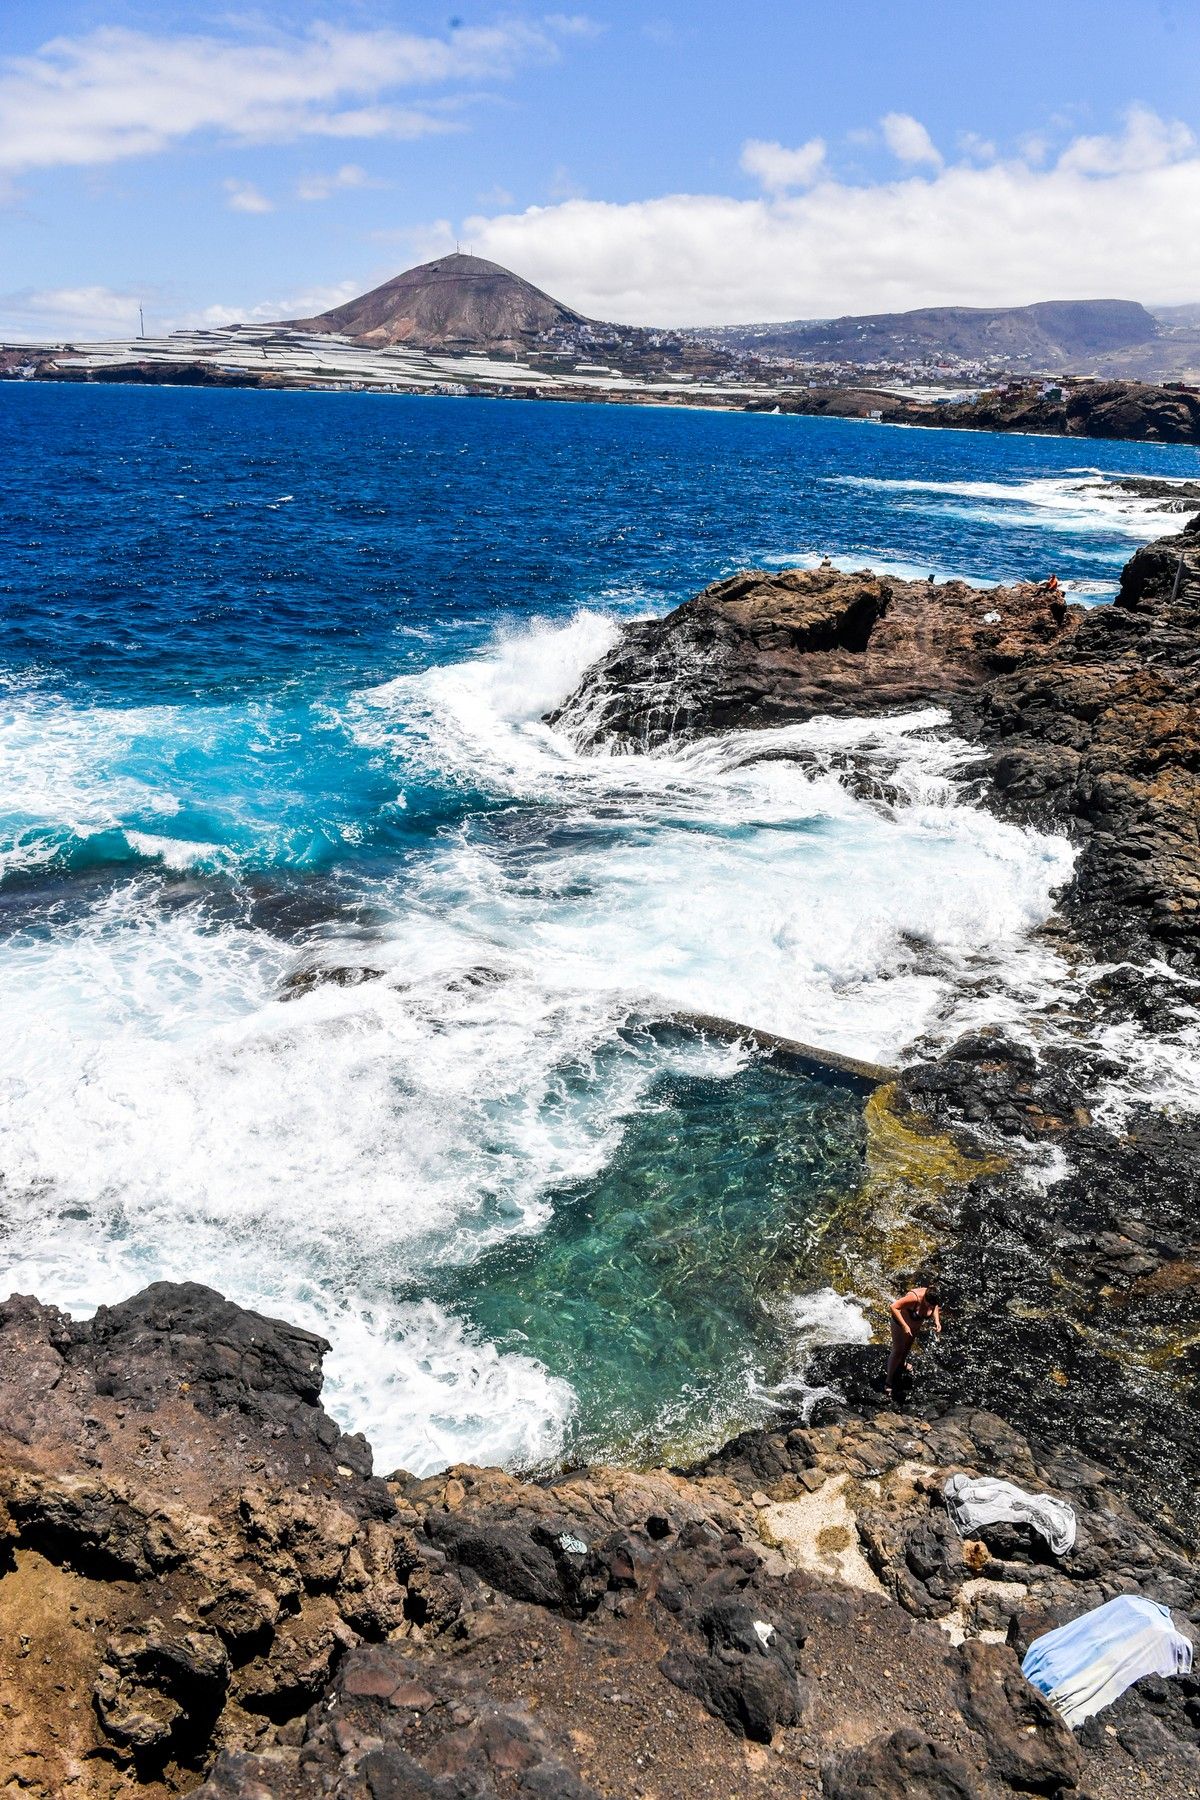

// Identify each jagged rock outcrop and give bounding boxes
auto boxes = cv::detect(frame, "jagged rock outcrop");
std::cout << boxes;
[1,1282,1198,1797]
[0,1285,412,1796]
[974,509,1200,953]
[858,1024,1200,1538]
[550,515,1200,958]
[1102,475,1200,511]
[547,565,1075,750]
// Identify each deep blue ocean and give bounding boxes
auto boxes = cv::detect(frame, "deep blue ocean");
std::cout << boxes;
[2,384,1197,1473]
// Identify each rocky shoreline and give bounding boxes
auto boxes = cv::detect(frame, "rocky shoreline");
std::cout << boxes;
[550,502,1200,961]
[3,514,1200,1795]
[748,380,1200,445]
[7,353,1200,446]
[548,507,1200,1518]
[3,1281,1199,1798]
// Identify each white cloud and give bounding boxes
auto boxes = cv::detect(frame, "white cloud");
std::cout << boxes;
[455,109,1200,322]
[880,112,942,167]
[0,279,379,342]
[548,164,587,201]
[740,137,826,194]
[224,178,273,214]
[176,283,362,329]
[1057,102,1194,174]
[0,20,570,174]
[296,163,375,202]
[957,131,997,162]
[0,284,143,340]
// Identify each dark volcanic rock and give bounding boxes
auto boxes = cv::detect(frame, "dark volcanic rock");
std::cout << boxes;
[547,565,1074,751]
[945,379,1200,444]
[1102,475,1200,511]
[767,379,1200,445]
[38,359,279,389]
[878,1028,1200,1535]
[659,1596,807,1740]
[957,1639,1083,1793]
[3,1282,1200,1797]
[552,515,1200,960]
[0,1284,434,1793]
[822,1727,985,1798]
[973,509,1200,954]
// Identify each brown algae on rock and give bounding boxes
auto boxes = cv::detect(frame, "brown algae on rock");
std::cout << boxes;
[813,1082,1006,1316]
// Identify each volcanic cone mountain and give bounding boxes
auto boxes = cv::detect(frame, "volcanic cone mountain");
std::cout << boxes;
[288,252,590,351]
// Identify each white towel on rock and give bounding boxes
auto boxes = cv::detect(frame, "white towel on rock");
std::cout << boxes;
[943,1472,1076,1557]
[1022,1595,1193,1729]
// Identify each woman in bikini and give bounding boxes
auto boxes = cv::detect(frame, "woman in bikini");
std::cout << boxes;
[885,1282,942,1396]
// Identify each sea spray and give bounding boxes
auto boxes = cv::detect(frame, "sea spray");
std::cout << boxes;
[4,390,1199,1473]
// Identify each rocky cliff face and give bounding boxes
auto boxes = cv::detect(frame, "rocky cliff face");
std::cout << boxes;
[547,565,1076,748]
[972,509,1200,954]
[2,1280,1198,1799]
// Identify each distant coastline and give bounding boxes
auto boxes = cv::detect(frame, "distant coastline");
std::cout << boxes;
[5,352,1200,447]
[7,252,1200,445]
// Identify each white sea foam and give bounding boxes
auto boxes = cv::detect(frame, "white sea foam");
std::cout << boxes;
[827,471,1198,543]
[758,1287,875,1417]
[2,605,1195,1474]
[759,549,992,587]
[353,615,1076,1066]
[123,830,236,872]
[0,683,183,877]
[787,1286,874,1346]
[0,889,632,1471]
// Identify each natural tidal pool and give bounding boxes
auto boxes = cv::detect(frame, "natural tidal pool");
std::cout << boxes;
[1,385,1197,1474]
[409,1030,870,1469]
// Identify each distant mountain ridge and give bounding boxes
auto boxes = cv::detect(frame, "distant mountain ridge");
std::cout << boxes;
[278,254,1200,381]
[698,299,1161,366]
[287,252,590,351]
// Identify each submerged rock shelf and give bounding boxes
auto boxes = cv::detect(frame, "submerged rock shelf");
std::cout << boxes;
[658,1010,896,1090]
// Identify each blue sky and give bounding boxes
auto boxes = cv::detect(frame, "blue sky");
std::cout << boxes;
[2,0,1199,338]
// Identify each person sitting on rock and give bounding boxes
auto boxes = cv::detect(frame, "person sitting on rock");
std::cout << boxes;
[885,1281,942,1397]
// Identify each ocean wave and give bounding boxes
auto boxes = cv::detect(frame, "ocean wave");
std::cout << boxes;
[759,550,993,587]
[1,603,1190,1473]
[351,610,1077,1066]
[0,684,386,882]
[825,471,1194,542]
[122,830,237,872]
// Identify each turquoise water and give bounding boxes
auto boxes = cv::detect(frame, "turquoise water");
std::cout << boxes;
[415,1028,868,1465]
[1,385,1196,1473]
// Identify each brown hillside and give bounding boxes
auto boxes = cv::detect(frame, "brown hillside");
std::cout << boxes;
[287,252,589,350]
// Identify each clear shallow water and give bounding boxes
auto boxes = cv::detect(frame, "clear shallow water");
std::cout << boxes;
[1,386,1197,1474]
